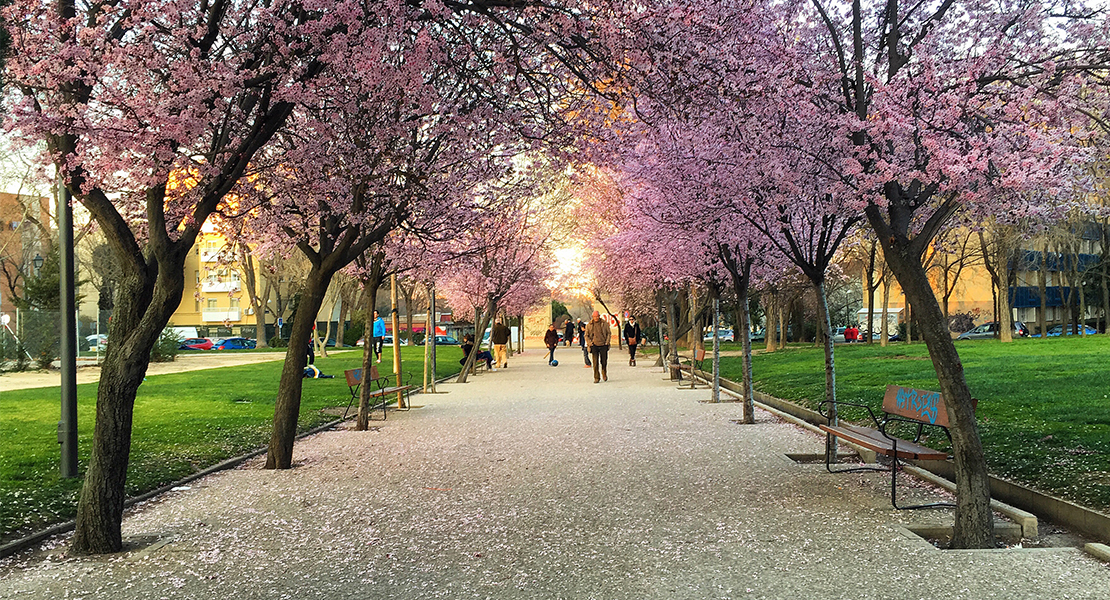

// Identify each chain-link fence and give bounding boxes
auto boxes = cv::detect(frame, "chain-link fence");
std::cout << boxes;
[0,308,113,373]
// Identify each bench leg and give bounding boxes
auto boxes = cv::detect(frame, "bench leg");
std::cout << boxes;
[342,385,360,420]
[889,441,955,511]
[823,433,888,475]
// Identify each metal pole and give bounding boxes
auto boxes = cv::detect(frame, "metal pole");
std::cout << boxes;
[59,186,78,478]
[429,283,437,392]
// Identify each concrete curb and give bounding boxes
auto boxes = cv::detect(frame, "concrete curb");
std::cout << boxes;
[1084,543,1110,562]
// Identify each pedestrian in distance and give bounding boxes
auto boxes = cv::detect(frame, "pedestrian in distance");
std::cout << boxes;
[577,318,591,368]
[371,310,386,363]
[491,318,511,369]
[585,310,611,383]
[624,315,642,366]
[544,323,560,365]
[564,318,575,347]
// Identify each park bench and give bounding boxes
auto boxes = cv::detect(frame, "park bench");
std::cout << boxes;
[675,347,707,388]
[819,385,974,510]
[342,365,414,421]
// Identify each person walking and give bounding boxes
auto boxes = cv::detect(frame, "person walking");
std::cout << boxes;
[491,318,511,368]
[585,310,611,383]
[544,323,560,365]
[563,318,575,347]
[623,315,642,366]
[577,318,591,368]
[371,310,386,363]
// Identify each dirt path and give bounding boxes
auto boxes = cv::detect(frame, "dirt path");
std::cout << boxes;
[0,349,359,392]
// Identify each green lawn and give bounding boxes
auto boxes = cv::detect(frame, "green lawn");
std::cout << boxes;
[714,337,1110,511]
[0,346,460,544]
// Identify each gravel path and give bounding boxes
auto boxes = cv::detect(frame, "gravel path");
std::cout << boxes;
[1,352,1108,599]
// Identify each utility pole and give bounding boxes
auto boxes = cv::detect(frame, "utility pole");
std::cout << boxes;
[59,186,78,478]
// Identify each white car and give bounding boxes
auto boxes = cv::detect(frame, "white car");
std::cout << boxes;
[703,329,734,342]
[86,334,108,349]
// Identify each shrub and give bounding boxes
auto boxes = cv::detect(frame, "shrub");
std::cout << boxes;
[948,310,978,333]
[268,336,288,348]
[150,328,181,362]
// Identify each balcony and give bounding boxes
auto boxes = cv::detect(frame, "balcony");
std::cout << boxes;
[202,309,241,322]
[199,250,222,263]
[201,279,241,293]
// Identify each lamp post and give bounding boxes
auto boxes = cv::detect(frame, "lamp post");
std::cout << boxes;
[32,253,43,276]
[58,187,78,479]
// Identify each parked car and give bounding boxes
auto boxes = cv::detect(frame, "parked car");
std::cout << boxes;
[434,335,458,345]
[356,335,396,345]
[1032,324,1099,338]
[212,337,256,350]
[703,328,734,342]
[749,328,766,342]
[179,337,214,350]
[831,327,847,343]
[956,321,1030,340]
[86,334,108,349]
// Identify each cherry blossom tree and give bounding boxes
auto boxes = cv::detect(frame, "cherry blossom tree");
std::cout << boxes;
[795,0,1110,548]
[2,0,359,554]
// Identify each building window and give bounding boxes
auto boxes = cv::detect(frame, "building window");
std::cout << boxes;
[207,299,218,310]
[195,300,200,312]
[230,298,240,309]
[195,270,200,284]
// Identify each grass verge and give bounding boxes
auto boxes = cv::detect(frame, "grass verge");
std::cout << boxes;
[713,337,1110,512]
[0,346,460,544]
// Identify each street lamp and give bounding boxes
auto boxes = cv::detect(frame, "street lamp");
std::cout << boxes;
[32,253,43,276]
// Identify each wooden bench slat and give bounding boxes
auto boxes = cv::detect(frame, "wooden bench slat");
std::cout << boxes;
[820,424,949,461]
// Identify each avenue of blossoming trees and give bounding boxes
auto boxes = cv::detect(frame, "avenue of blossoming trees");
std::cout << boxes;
[4,0,1110,553]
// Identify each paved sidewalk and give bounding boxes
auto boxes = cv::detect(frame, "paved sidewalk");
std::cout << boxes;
[1,353,1108,599]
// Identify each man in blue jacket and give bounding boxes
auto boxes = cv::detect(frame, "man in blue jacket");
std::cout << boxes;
[372,310,387,364]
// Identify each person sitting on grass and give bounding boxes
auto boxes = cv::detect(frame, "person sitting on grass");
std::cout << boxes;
[460,334,494,370]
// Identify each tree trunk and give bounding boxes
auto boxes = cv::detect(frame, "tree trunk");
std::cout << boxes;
[1102,221,1110,334]
[266,267,334,469]
[866,204,994,549]
[666,292,681,378]
[456,298,494,383]
[336,300,350,347]
[72,256,185,554]
[356,274,384,431]
[738,291,755,423]
[764,292,777,352]
[865,241,878,345]
[880,276,892,347]
[905,297,913,344]
[1038,241,1048,337]
[238,246,268,349]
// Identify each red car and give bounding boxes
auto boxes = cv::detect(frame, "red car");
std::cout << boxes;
[179,337,214,350]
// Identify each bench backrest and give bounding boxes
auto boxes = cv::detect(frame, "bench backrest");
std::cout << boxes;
[882,385,952,427]
[694,348,706,362]
[343,366,380,387]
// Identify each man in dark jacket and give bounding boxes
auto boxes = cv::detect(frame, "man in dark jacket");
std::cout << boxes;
[543,323,560,365]
[563,318,575,347]
[623,316,642,366]
[491,319,511,368]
